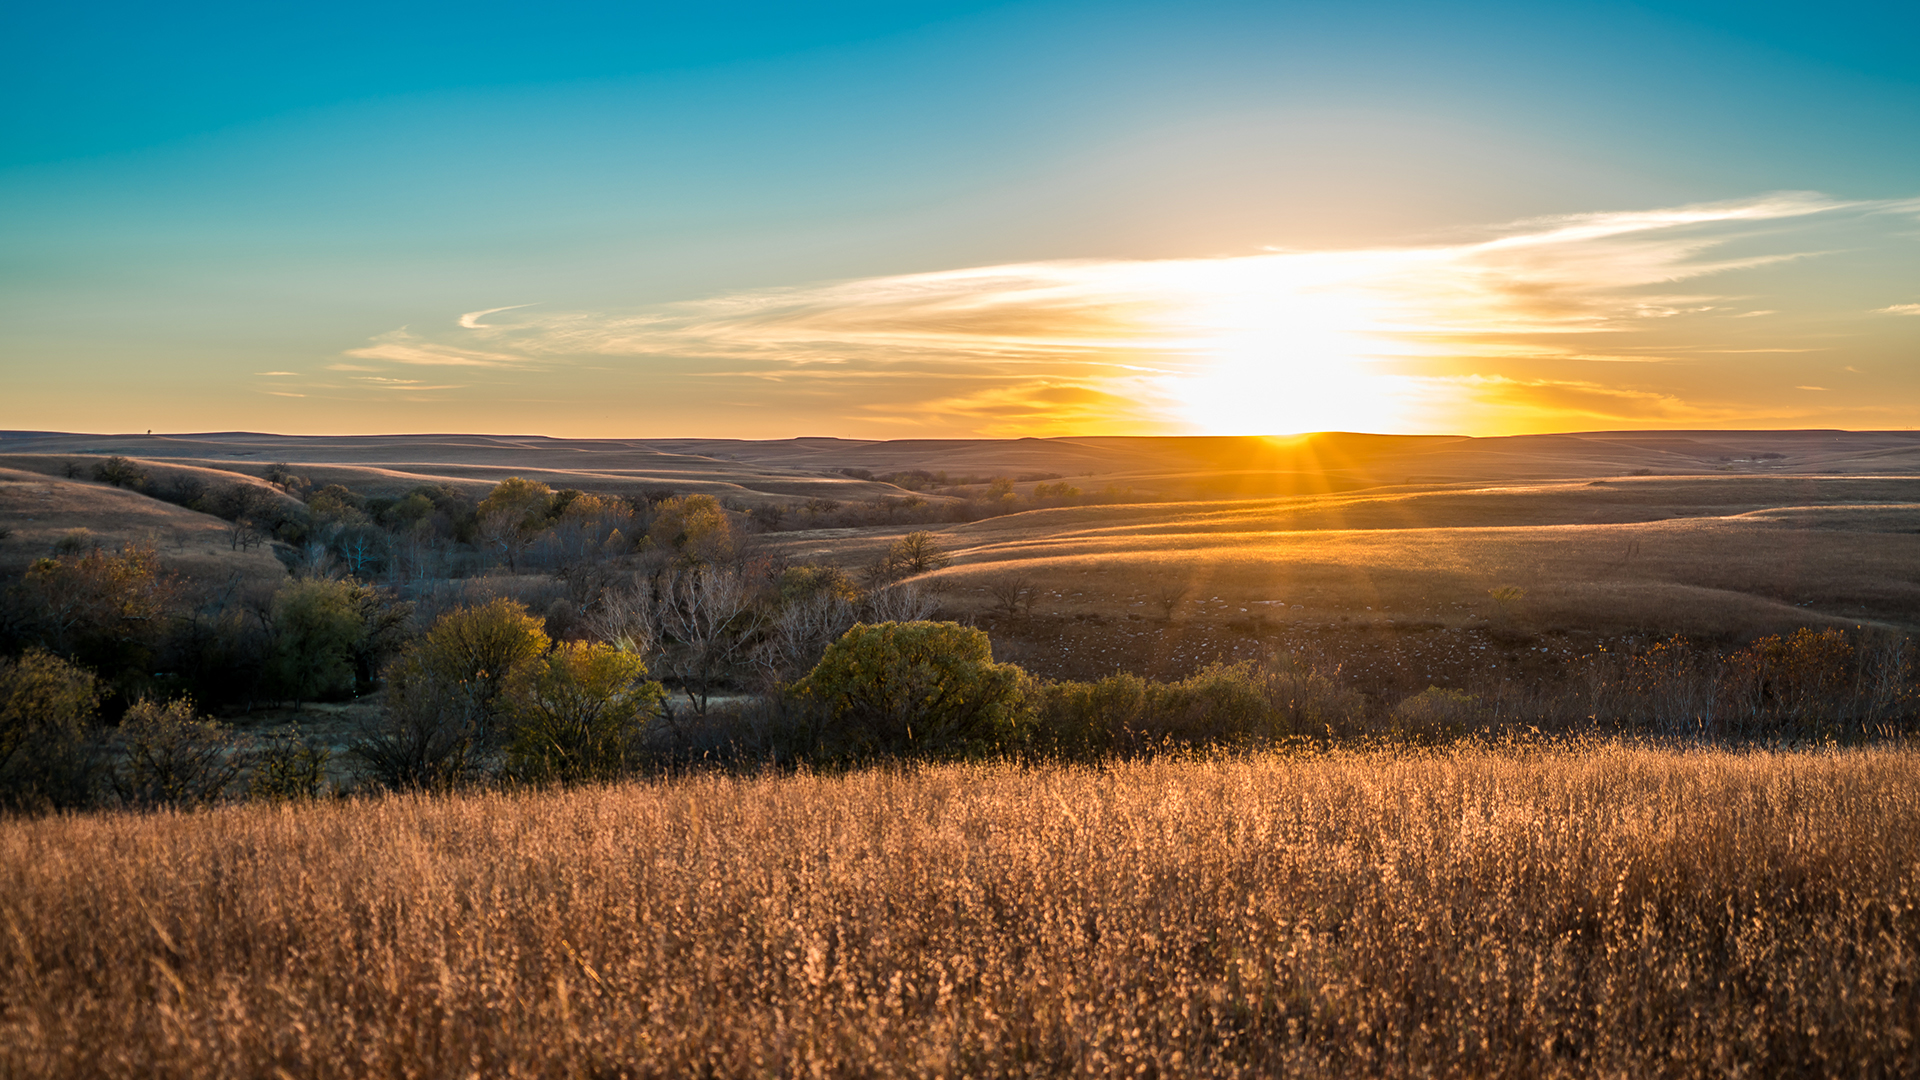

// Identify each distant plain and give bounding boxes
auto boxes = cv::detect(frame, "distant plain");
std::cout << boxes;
[3,428,1915,674]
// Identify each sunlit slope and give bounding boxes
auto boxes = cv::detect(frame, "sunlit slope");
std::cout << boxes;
[945,475,1920,545]
[0,468,288,585]
[8,430,1920,505]
[0,445,907,505]
[755,476,1920,635]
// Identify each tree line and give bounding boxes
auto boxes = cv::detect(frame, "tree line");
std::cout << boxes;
[6,459,1917,814]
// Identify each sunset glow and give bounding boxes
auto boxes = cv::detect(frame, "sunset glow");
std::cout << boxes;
[3,2,1917,438]
[264,193,1912,438]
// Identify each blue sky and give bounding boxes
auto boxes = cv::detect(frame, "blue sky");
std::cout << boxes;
[4,0,1917,436]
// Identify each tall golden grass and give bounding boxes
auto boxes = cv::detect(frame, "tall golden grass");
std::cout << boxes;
[5,745,1918,1077]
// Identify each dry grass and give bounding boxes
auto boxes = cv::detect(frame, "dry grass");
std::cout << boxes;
[6,745,1919,1077]
[849,478,1920,636]
[0,468,286,586]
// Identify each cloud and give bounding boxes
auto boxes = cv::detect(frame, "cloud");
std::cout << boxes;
[474,191,1869,369]
[458,304,537,329]
[350,376,465,391]
[253,370,300,376]
[1437,375,1731,425]
[330,191,1917,435]
[345,329,532,368]
[885,380,1173,437]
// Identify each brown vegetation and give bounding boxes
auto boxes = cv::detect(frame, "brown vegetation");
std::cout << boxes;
[5,745,1919,1077]
[7,431,1920,1073]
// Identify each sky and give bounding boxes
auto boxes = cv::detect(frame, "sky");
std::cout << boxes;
[3,0,1917,439]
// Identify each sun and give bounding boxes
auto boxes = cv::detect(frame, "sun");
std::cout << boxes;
[1151,254,1418,435]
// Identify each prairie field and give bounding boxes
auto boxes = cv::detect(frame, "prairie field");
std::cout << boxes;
[6,429,1920,1076]
[6,744,1920,1078]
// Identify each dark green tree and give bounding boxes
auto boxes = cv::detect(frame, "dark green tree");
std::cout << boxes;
[793,621,1027,759]
[268,578,368,704]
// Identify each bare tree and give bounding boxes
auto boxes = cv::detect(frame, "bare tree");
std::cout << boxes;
[335,526,389,578]
[888,531,953,575]
[866,581,941,623]
[652,564,761,717]
[226,514,264,552]
[985,575,1034,618]
[478,509,537,572]
[751,590,858,688]
[582,577,661,660]
[1152,580,1187,621]
[545,495,635,602]
[293,541,342,580]
[585,565,761,719]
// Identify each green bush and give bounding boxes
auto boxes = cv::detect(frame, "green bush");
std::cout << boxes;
[355,599,551,789]
[1146,662,1273,741]
[268,578,367,704]
[504,642,665,784]
[792,621,1026,759]
[0,648,103,810]
[1027,659,1367,758]
[386,598,550,746]
[1027,672,1149,758]
[1392,686,1481,736]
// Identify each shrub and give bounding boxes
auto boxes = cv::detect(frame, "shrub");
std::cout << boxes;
[0,648,103,810]
[350,676,488,792]
[1392,686,1482,736]
[112,697,242,809]
[387,599,550,745]
[92,455,147,489]
[1725,627,1859,733]
[1027,672,1149,758]
[885,531,952,576]
[792,621,1026,760]
[356,600,551,788]
[648,494,736,565]
[17,543,178,690]
[246,725,332,801]
[1027,658,1366,758]
[51,528,94,556]
[1251,654,1370,736]
[1146,662,1273,741]
[504,642,665,784]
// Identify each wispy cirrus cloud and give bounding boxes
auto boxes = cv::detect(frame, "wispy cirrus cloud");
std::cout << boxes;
[458,304,538,329]
[344,328,534,368]
[321,191,1919,435]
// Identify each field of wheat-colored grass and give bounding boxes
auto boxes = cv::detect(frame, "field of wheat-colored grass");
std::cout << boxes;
[747,476,1920,634]
[5,745,1918,1077]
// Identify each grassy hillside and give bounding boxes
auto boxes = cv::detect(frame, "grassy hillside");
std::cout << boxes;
[755,475,1920,637]
[8,429,1920,504]
[0,467,287,587]
[5,746,1916,1077]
